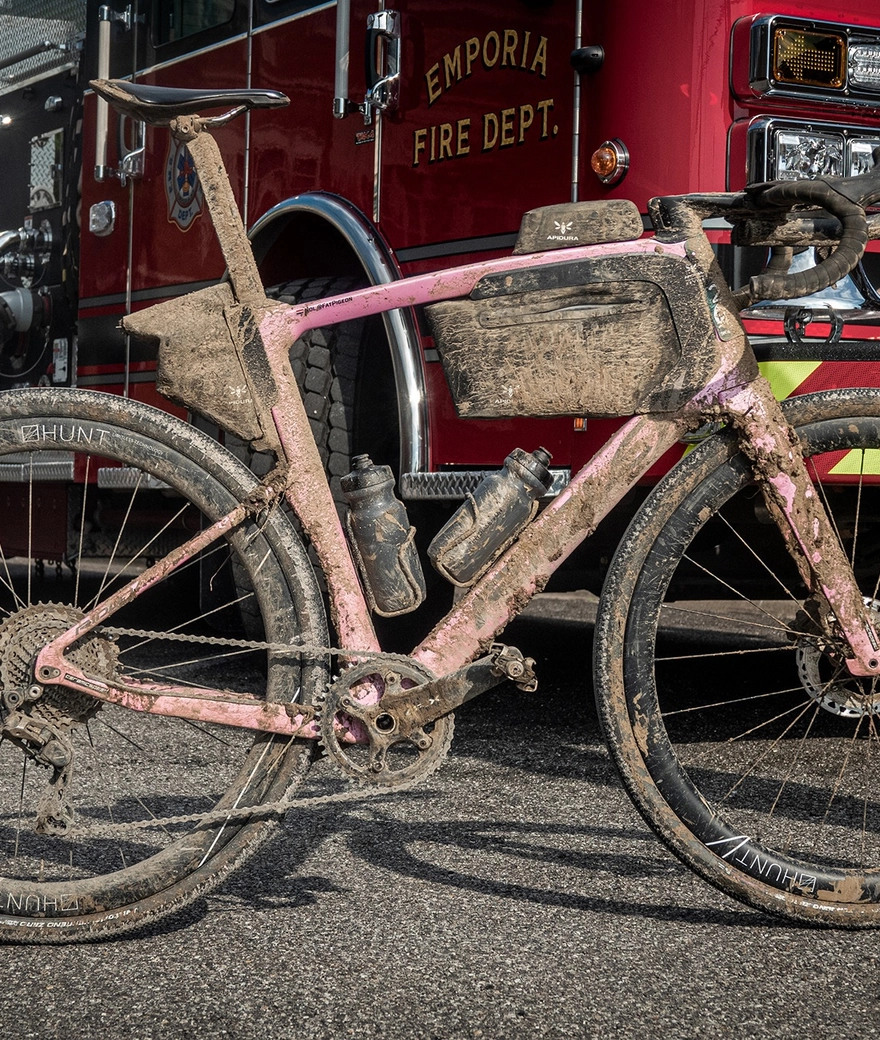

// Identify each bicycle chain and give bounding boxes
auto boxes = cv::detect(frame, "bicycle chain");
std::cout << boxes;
[100,624,410,663]
[65,626,429,839]
[72,772,421,838]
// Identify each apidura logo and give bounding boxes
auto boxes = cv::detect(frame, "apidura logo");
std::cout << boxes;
[547,219,578,243]
[165,140,203,231]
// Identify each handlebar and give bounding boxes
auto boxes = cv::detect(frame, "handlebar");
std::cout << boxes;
[651,157,880,309]
[742,178,868,303]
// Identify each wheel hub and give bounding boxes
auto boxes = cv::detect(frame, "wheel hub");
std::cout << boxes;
[797,598,880,718]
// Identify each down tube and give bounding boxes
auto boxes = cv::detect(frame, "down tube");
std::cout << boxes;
[413,412,691,678]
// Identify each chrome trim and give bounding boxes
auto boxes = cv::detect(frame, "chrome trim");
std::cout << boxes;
[401,468,570,501]
[592,138,629,186]
[0,229,22,258]
[571,0,583,202]
[97,467,168,489]
[0,454,74,482]
[747,115,880,183]
[249,192,429,477]
[364,10,401,117]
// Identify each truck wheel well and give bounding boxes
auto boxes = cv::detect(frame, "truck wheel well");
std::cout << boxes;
[253,212,367,288]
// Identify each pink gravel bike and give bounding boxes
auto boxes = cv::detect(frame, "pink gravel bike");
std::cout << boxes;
[3,79,880,940]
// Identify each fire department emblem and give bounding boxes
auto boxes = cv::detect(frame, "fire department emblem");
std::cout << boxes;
[165,140,203,231]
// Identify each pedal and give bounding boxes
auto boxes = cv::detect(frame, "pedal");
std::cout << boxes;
[489,643,538,692]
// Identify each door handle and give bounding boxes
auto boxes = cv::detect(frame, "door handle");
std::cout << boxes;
[364,10,401,122]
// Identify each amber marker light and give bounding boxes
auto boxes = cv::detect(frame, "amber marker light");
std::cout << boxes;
[591,139,629,185]
[771,27,845,88]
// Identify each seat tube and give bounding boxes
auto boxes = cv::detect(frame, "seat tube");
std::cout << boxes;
[172,117,265,308]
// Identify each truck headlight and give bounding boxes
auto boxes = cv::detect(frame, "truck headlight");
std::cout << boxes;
[748,119,880,182]
[775,130,843,179]
[849,43,880,90]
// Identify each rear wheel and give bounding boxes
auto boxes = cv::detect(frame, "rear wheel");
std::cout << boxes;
[595,388,880,926]
[0,389,327,942]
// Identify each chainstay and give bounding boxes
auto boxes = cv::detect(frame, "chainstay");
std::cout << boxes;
[68,627,434,838]
[101,624,412,665]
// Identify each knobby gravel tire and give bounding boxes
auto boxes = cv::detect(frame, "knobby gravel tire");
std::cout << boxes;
[0,389,327,942]
[595,387,880,926]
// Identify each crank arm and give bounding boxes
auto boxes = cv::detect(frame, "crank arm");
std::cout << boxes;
[342,643,536,735]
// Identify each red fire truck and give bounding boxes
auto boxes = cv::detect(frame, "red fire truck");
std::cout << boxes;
[3,0,880,589]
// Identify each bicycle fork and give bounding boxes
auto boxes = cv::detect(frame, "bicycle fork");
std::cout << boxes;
[724,374,880,678]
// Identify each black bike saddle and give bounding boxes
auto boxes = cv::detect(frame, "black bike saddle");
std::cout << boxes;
[91,79,289,125]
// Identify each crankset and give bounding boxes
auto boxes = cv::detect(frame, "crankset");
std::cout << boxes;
[317,643,537,787]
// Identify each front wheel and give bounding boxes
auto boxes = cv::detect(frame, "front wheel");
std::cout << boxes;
[595,388,880,926]
[0,389,327,942]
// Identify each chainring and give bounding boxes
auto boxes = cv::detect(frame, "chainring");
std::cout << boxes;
[317,657,454,788]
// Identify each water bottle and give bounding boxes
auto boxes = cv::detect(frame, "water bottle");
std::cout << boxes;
[428,447,553,586]
[341,454,426,616]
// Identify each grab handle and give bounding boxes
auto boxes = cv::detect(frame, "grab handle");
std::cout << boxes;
[363,9,401,122]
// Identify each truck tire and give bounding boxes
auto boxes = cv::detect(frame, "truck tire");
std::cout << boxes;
[229,276,395,507]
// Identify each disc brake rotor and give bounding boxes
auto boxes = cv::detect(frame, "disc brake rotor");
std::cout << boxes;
[796,598,880,718]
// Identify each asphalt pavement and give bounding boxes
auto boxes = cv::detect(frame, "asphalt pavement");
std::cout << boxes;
[2,594,879,1040]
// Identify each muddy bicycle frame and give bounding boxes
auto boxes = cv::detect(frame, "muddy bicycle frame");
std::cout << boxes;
[30,92,880,740]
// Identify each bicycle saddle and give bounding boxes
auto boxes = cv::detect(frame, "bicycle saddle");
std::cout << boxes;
[90,79,289,125]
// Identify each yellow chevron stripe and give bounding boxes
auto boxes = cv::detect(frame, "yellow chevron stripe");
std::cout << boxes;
[758,361,822,401]
[829,449,880,476]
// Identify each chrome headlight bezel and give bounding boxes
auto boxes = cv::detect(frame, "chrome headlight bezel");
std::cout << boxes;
[747,117,880,183]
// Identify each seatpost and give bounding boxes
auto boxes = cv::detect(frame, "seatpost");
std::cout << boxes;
[169,114,266,309]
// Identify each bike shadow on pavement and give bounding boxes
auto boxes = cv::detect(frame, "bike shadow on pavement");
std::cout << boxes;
[207,787,782,930]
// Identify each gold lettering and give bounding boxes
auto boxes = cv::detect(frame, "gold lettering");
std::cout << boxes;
[502,29,518,67]
[483,31,500,68]
[500,107,516,147]
[413,127,428,166]
[426,63,441,104]
[530,36,548,77]
[439,123,454,160]
[457,118,470,156]
[536,98,554,137]
[412,118,472,165]
[426,30,549,103]
[444,46,462,89]
[518,104,534,143]
[465,37,481,77]
[483,112,499,151]
[521,30,531,69]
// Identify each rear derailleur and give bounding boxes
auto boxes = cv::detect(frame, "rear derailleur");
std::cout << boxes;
[1,686,75,835]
